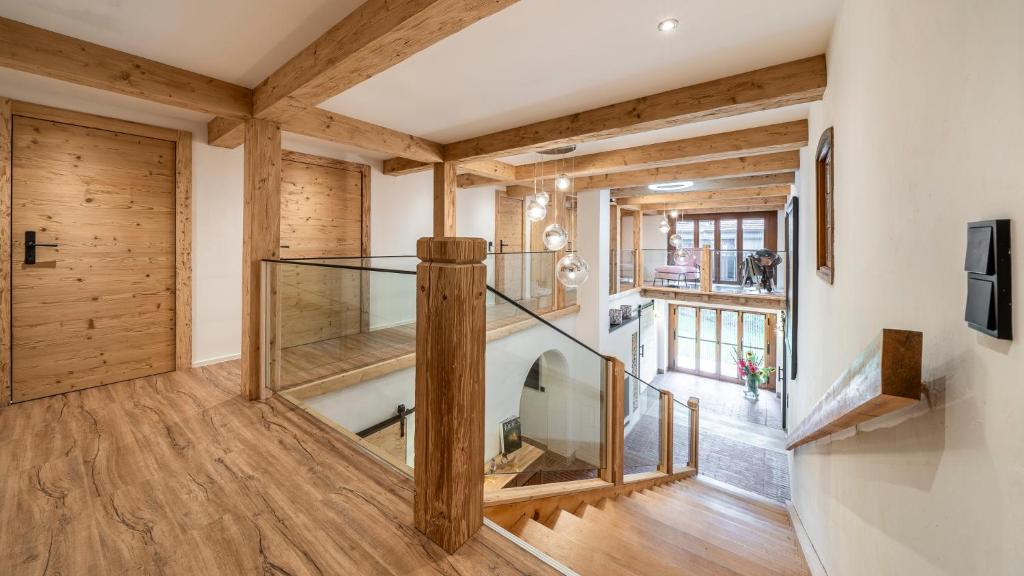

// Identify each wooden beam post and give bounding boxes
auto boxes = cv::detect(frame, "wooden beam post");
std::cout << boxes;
[700,247,712,293]
[658,389,674,474]
[414,236,487,553]
[632,210,643,288]
[0,98,10,409]
[602,357,626,485]
[433,162,457,237]
[687,397,700,472]
[241,119,281,400]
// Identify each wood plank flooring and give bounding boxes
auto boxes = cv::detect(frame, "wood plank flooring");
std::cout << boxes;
[0,360,559,575]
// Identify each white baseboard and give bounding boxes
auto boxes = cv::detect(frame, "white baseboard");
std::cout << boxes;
[191,353,241,368]
[787,502,829,576]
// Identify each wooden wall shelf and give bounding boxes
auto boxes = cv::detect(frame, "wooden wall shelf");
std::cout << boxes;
[786,329,923,450]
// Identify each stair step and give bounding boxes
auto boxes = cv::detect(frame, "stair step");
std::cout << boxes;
[650,484,799,542]
[548,508,699,576]
[666,479,791,525]
[602,494,806,575]
[512,515,645,576]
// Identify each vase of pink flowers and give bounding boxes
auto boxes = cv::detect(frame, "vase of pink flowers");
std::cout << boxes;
[732,348,775,400]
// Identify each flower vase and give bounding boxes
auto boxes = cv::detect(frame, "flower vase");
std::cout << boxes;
[744,375,760,400]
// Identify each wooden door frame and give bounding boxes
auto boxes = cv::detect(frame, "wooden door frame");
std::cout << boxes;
[279,149,372,333]
[667,303,775,388]
[0,99,193,407]
[493,189,525,298]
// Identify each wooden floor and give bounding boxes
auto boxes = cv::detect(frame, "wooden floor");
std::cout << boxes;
[510,476,810,576]
[0,361,559,575]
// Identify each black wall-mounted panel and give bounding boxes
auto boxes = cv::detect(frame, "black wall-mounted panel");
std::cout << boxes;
[965,219,1011,340]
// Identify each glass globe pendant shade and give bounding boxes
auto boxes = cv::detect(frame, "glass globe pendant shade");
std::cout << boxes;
[657,217,671,234]
[555,173,571,191]
[669,233,684,248]
[535,189,550,206]
[526,199,547,222]
[542,223,568,251]
[556,253,589,288]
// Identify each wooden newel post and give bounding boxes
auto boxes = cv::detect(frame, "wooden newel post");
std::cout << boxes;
[658,389,674,475]
[414,237,487,553]
[601,357,626,485]
[687,396,700,472]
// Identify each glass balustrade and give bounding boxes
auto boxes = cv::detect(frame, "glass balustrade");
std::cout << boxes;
[623,373,662,476]
[642,248,787,295]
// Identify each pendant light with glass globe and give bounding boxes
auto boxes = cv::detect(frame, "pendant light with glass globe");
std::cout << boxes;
[555,153,588,287]
[526,156,547,222]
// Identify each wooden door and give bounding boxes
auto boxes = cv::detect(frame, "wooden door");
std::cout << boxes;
[278,151,367,348]
[494,193,524,300]
[11,116,176,402]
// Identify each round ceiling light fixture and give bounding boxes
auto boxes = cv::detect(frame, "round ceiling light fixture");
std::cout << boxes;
[657,18,679,32]
[648,180,694,192]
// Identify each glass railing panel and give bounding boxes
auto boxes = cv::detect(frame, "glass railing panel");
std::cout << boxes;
[710,250,787,295]
[642,248,701,290]
[484,287,606,493]
[486,251,557,314]
[281,255,420,272]
[623,375,662,476]
[673,398,692,472]
[261,260,417,393]
[620,249,637,291]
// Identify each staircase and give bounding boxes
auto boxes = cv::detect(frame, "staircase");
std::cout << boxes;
[510,477,810,576]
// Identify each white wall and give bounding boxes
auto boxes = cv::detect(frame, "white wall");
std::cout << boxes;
[791,1,1024,574]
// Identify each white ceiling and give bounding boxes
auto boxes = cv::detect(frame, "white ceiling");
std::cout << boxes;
[0,0,364,87]
[320,0,840,144]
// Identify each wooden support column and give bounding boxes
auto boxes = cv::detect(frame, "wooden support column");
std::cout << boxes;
[632,209,643,288]
[699,246,712,293]
[433,161,457,237]
[414,236,487,553]
[687,397,700,472]
[241,119,281,400]
[658,390,674,474]
[0,98,10,409]
[601,357,626,485]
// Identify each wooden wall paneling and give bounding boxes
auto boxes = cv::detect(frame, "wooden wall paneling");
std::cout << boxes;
[494,191,525,301]
[242,119,282,400]
[0,98,10,408]
[786,329,923,450]
[175,131,193,369]
[10,115,176,401]
[415,237,487,553]
[433,162,457,237]
[442,56,826,162]
[0,17,251,118]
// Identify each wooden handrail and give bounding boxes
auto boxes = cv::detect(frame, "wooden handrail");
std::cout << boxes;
[787,329,923,450]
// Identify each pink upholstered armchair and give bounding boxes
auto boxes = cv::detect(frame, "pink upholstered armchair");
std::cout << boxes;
[653,249,701,288]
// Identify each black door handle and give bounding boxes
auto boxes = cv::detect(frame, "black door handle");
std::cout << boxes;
[498,240,508,253]
[25,230,58,264]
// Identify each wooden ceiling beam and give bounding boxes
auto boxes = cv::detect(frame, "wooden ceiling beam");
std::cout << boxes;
[0,17,251,118]
[253,0,518,124]
[507,120,808,182]
[285,108,443,163]
[576,151,799,191]
[459,159,516,181]
[642,204,787,215]
[628,196,787,211]
[441,55,826,162]
[611,173,794,198]
[621,185,792,205]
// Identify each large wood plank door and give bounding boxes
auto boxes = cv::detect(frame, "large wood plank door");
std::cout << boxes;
[494,192,524,300]
[278,151,368,348]
[11,116,176,402]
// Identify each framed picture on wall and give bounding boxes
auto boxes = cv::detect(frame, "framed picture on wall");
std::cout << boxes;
[500,416,523,455]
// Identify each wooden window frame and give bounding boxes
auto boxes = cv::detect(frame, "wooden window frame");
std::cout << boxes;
[0,99,193,407]
[668,304,776,389]
[815,127,835,284]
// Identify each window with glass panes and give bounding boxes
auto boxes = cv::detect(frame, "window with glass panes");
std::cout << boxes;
[670,305,774,384]
[672,213,777,285]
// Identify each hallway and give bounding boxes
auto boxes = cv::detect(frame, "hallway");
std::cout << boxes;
[654,372,790,502]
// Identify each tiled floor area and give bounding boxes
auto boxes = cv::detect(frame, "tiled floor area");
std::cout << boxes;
[653,371,791,502]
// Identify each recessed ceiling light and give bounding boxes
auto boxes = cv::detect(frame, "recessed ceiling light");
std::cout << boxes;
[648,181,693,192]
[658,18,679,32]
